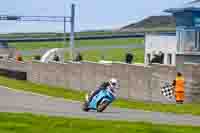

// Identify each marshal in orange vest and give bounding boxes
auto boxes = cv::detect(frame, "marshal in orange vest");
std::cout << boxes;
[174,72,185,104]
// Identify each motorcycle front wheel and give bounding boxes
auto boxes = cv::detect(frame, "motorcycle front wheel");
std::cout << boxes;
[97,101,110,112]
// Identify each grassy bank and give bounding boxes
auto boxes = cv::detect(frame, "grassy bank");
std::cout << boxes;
[0,76,200,115]
[23,48,144,63]
[9,38,144,51]
[0,76,85,101]
[0,112,199,133]
[65,48,144,63]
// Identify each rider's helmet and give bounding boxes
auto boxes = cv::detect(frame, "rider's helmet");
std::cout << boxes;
[109,78,119,90]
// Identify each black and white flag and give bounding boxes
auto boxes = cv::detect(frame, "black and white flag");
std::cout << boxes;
[161,82,174,99]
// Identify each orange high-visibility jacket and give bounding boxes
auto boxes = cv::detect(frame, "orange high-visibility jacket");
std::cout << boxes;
[175,76,185,92]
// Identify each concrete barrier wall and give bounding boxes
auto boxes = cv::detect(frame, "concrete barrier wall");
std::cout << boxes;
[80,62,98,91]
[0,59,200,103]
[29,62,70,89]
[150,63,200,103]
[110,63,129,99]
[128,64,151,101]
[150,64,176,103]
[184,64,200,103]
[192,64,200,103]
[0,48,16,58]
[26,61,178,102]
[0,59,29,72]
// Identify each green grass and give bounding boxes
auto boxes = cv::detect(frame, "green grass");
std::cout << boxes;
[23,48,144,63]
[10,38,144,63]
[74,38,144,47]
[0,33,63,39]
[9,42,65,51]
[114,99,200,115]
[0,112,199,133]
[9,38,144,51]
[67,48,144,63]
[0,76,200,115]
[0,76,85,101]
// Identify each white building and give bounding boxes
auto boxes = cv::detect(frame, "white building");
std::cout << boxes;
[145,1,200,66]
[145,33,177,65]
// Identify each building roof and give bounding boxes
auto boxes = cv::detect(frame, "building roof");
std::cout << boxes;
[165,1,200,13]
[184,0,200,8]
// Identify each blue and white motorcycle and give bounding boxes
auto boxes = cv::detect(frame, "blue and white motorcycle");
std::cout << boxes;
[82,88,116,112]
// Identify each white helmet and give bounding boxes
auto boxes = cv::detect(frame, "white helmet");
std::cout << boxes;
[109,78,119,89]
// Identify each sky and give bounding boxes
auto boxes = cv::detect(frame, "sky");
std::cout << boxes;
[0,0,192,33]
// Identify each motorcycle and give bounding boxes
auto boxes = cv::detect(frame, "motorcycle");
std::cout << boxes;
[82,88,116,112]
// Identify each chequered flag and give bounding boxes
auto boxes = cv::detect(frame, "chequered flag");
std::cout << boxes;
[161,82,174,99]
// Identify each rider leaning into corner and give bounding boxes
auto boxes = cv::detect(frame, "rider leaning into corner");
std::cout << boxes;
[88,78,120,103]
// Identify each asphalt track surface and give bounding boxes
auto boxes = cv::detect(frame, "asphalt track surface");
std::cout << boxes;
[0,86,200,126]
[0,34,145,43]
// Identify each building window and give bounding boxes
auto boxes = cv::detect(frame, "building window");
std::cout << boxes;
[177,31,181,52]
[183,30,195,52]
[198,31,200,50]
[167,54,172,65]
[195,31,198,49]
[193,31,200,51]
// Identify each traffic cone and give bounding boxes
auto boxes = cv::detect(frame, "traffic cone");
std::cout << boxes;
[15,51,23,62]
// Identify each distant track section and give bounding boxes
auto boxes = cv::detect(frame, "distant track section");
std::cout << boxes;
[0,33,144,43]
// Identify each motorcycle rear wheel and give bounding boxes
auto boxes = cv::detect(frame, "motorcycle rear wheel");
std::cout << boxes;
[82,101,90,112]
